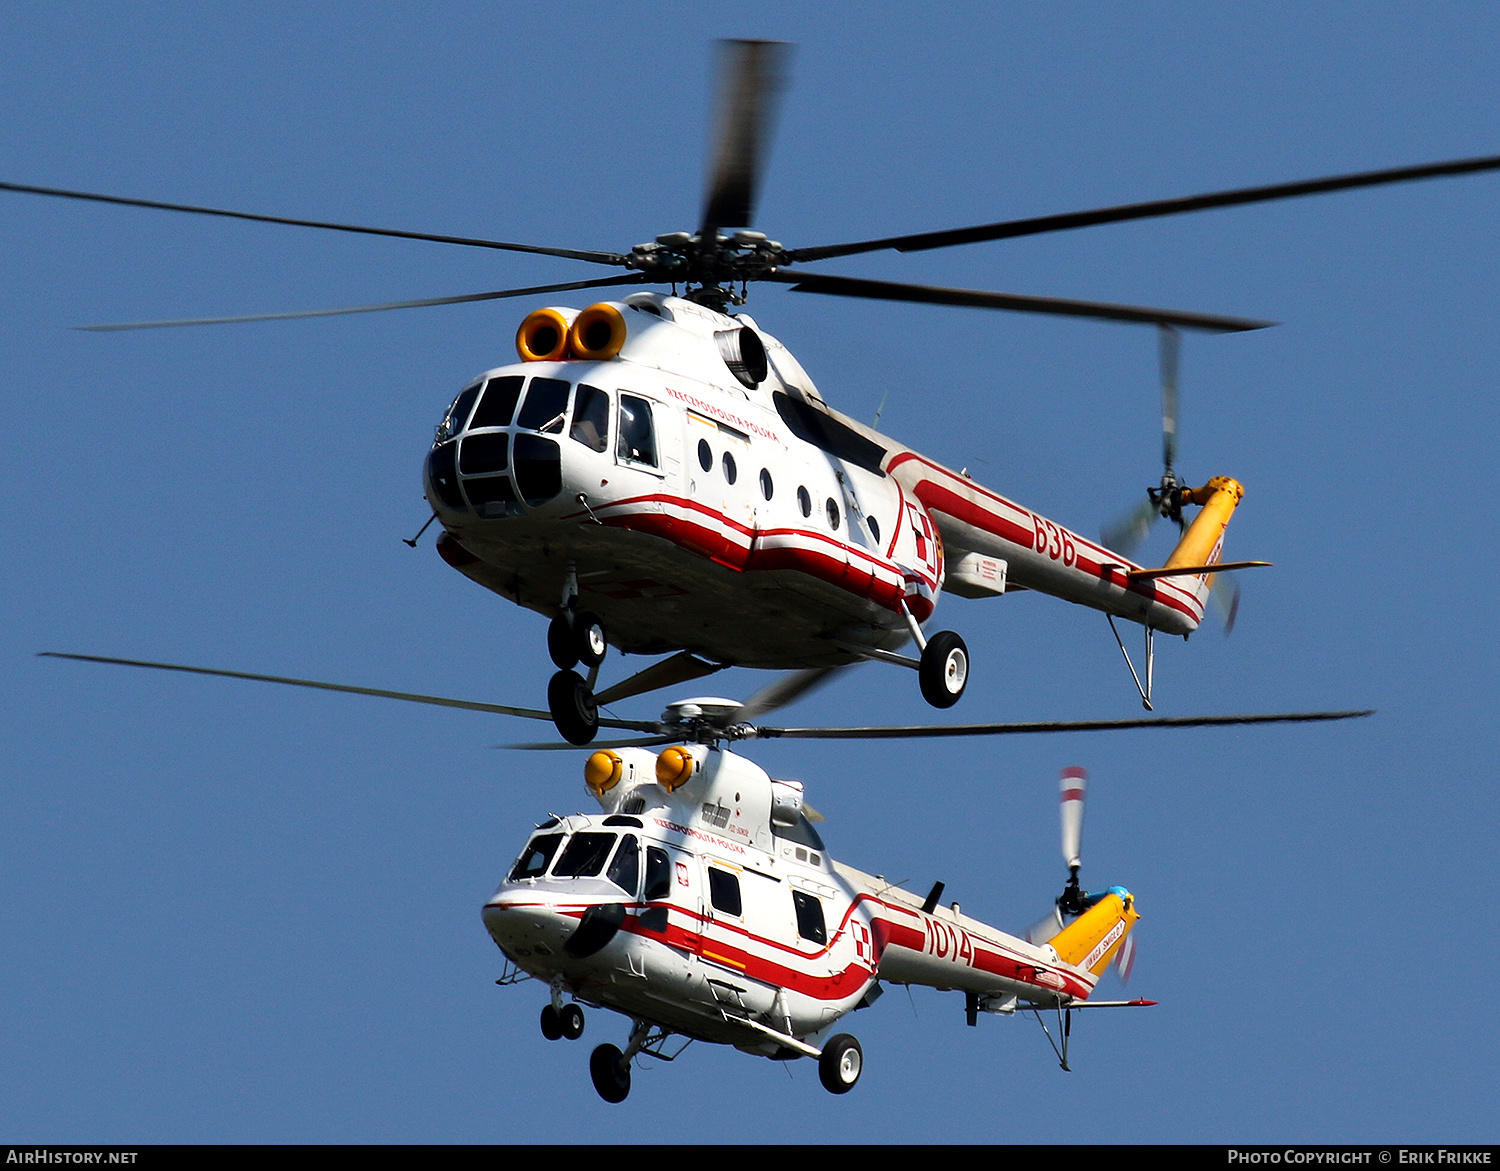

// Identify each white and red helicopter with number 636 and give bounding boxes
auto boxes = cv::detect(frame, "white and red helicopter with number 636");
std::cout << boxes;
[8,39,1492,742]
[486,731,1146,1102]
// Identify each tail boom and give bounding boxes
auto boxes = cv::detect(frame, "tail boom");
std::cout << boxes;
[886,452,1242,635]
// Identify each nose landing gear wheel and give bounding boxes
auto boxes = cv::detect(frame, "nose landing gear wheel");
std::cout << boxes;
[918,630,968,709]
[818,1033,863,1094]
[574,611,607,668]
[559,1002,585,1040]
[589,1043,631,1103]
[548,611,608,671]
[548,670,599,745]
[547,613,579,670]
[540,1004,562,1041]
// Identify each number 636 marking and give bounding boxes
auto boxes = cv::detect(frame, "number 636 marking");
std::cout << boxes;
[1033,515,1077,567]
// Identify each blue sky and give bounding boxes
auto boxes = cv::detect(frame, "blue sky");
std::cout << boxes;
[2,1,1497,1143]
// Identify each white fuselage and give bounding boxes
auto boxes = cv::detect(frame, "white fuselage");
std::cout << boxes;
[481,745,1107,1056]
[426,293,1207,672]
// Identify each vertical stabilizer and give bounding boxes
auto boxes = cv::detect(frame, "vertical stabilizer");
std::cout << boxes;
[1163,475,1245,609]
[1049,889,1140,979]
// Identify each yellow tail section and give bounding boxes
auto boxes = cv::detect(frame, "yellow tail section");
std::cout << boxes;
[1050,890,1140,978]
[1165,475,1244,576]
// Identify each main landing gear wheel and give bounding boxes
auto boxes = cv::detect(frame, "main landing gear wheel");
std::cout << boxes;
[818,1033,863,1094]
[918,630,968,709]
[559,1002,586,1040]
[589,1043,631,1103]
[548,670,599,745]
[540,1004,562,1041]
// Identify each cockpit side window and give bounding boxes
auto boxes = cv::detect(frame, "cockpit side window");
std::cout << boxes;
[792,889,827,945]
[617,395,658,467]
[551,831,617,878]
[605,834,639,895]
[509,832,563,881]
[516,377,571,433]
[643,846,671,902]
[570,384,610,453]
[469,376,524,429]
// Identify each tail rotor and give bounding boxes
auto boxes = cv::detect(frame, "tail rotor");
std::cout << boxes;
[1101,325,1242,635]
[1025,767,1139,983]
[1102,325,1187,555]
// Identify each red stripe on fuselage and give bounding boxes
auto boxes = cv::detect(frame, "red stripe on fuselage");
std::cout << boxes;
[576,493,911,614]
[885,452,1206,626]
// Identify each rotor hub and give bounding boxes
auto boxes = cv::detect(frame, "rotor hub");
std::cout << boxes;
[627,232,787,309]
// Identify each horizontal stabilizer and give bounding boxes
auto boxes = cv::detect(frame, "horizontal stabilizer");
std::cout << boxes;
[1066,998,1158,1009]
[1125,560,1271,582]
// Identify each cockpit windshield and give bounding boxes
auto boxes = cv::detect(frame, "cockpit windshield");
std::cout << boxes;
[605,834,639,895]
[551,831,617,878]
[470,376,524,430]
[437,382,482,443]
[516,377,571,433]
[509,832,563,881]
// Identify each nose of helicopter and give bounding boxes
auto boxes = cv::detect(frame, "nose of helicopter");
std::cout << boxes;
[482,895,578,958]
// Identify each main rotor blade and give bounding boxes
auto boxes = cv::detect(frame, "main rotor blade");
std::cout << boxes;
[1159,324,1180,473]
[731,665,846,725]
[767,270,1274,333]
[502,735,677,751]
[700,39,792,234]
[38,652,660,731]
[785,151,1500,262]
[0,180,630,266]
[751,709,1373,740]
[74,274,654,332]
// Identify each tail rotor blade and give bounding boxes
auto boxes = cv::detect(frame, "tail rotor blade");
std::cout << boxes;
[1114,929,1139,985]
[1026,906,1066,946]
[1211,574,1242,635]
[1060,766,1086,871]
[1101,497,1158,556]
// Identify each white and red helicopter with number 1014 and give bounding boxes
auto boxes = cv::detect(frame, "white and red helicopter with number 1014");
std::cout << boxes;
[8,39,1495,742]
[486,733,1145,1102]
